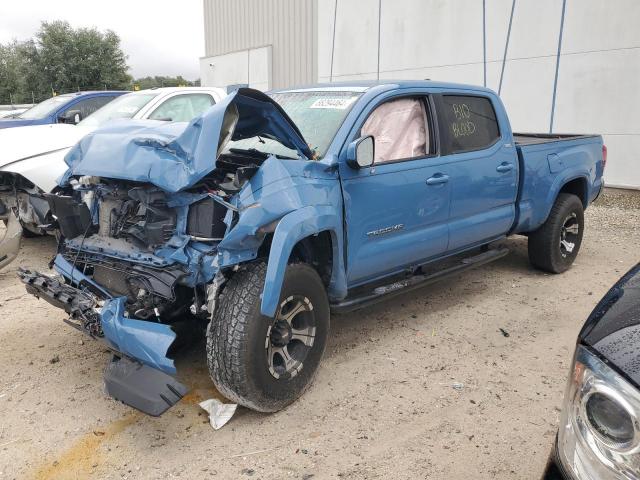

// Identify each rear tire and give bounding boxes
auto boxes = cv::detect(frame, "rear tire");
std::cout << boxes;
[528,193,584,273]
[206,261,330,412]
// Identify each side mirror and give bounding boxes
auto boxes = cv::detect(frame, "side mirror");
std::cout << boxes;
[346,136,375,169]
[59,110,82,124]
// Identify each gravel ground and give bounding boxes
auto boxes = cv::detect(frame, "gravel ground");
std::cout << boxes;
[0,188,638,480]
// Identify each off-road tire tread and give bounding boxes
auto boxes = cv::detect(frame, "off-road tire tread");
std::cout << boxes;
[206,261,267,410]
[528,193,584,274]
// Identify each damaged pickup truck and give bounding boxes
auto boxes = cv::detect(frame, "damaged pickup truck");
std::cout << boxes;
[14,82,605,415]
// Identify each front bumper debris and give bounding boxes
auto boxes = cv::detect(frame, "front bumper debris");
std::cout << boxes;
[0,211,22,270]
[104,354,188,417]
[18,258,188,416]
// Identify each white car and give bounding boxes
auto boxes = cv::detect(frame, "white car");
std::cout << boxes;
[0,108,28,119]
[0,87,226,243]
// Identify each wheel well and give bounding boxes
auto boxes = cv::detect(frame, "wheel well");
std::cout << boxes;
[289,231,334,287]
[559,178,587,207]
[254,230,334,287]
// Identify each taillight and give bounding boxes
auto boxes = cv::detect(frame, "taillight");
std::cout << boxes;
[602,144,607,170]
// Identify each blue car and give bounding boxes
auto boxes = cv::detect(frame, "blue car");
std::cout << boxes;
[18,82,605,416]
[0,91,127,129]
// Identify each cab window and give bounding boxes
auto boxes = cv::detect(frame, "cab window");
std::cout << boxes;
[438,95,500,154]
[361,97,431,164]
[62,96,117,120]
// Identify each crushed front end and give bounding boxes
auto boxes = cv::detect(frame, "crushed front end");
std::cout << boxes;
[18,88,320,415]
[17,176,237,414]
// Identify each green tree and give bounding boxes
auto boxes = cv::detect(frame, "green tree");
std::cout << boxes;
[0,42,23,103]
[0,21,132,104]
[133,75,197,90]
[34,21,131,94]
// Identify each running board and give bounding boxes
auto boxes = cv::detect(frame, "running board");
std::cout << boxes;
[330,247,509,313]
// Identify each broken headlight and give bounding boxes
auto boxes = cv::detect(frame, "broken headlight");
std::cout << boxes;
[557,345,640,479]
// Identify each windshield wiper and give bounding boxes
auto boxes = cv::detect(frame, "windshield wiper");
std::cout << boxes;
[227,147,299,161]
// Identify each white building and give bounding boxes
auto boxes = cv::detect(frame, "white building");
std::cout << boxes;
[201,0,640,189]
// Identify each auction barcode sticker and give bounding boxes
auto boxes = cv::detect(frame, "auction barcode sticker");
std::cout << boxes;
[310,97,358,109]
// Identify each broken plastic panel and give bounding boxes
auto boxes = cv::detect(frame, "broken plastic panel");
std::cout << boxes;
[104,354,188,416]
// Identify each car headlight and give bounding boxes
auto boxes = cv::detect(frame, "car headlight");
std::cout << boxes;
[557,345,640,479]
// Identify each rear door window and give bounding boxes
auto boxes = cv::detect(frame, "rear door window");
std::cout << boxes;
[438,95,500,154]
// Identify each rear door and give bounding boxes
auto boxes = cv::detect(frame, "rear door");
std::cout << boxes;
[339,93,450,285]
[434,94,518,251]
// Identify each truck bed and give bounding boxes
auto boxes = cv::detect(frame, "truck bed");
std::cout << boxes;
[512,131,604,236]
[514,133,599,146]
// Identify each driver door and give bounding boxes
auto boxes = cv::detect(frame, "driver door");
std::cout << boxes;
[339,95,451,286]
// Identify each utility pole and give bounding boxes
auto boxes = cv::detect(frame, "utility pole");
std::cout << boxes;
[376,0,382,81]
[329,0,338,82]
[550,0,567,133]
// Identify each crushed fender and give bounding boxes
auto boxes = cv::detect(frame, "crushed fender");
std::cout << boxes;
[100,297,178,375]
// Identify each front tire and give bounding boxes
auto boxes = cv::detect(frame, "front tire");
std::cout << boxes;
[528,193,584,273]
[206,261,330,412]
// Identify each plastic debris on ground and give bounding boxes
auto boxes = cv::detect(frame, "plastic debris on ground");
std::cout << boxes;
[199,398,237,430]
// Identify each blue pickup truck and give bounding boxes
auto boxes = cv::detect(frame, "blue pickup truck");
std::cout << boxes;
[15,81,605,415]
[0,90,126,129]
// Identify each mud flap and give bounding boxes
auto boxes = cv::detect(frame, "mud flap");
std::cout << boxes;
[104,354,188,416]
[0,211,22,270]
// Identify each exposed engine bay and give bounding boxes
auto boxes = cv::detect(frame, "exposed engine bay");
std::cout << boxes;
[46,148,272,322]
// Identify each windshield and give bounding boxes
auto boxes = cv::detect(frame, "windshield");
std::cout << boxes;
[224,91,362,159]
[18,95,73,119]
[78,93,158,127]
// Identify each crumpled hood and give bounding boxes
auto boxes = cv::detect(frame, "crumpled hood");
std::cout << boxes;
[0,123,93,169]
[63,88,312,193]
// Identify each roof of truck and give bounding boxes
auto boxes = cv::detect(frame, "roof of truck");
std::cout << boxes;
[274,80,495,95]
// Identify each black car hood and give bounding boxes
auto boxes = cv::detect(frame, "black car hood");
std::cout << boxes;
[580,263,640,386]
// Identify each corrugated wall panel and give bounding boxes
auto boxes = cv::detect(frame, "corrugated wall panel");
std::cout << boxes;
[203,0,316,88]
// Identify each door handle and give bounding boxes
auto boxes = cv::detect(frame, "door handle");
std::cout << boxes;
[426,174,449,185]
[496,163,514,173]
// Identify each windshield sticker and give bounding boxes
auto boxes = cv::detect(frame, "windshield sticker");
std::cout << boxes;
[310,97,358,110]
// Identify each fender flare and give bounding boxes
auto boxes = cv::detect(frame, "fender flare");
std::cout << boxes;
[541,172,590,225]
[260,205,347,317]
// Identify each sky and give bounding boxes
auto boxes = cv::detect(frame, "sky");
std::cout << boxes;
[0,0,205,80]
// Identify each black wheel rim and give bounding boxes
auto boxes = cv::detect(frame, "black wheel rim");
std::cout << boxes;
[559,212,579,258]
[265,295,316,379]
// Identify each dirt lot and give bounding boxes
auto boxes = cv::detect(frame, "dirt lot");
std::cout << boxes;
[0,188,638,480]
